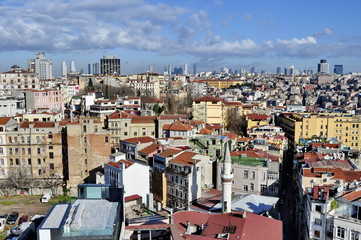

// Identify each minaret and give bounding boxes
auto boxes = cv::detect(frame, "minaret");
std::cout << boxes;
[221,141,233,213]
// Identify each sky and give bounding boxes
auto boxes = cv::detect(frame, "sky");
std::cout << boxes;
[0,0,361,75]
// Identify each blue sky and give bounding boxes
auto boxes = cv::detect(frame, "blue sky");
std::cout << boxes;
[0,0,361,75]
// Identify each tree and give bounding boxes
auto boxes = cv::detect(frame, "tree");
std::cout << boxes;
[225,107,243,134]
[88,78,95,91]
[153,104,165,116]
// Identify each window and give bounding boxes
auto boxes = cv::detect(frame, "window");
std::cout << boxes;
[38,158,41,165]
[260,184,267,192]
[243,170,248,179]
[315,205,322,212]
[250,183,254,191]
[124,132,128,136]
[28,159,31,165]
[0,159,3,166]
[261,172,266,181]
[49,152,54,159]
[314,230,320,238]
[134,132,137,136]
[351,231,359,240]
[0,148,3,154]
[251,171,255,179]
[314,218,322,225]
[50,163,54,170]
[15,159,19,165]
[269,185,276,193]
[10,159,13,165]
[37,148,41,154]
[143,132,146,136]
[105,136,109,143]
[243,185,248,192]
[336,226,345,239]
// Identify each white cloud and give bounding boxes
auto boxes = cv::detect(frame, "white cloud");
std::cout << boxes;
[242,13,253,21]
[313,28,335,38]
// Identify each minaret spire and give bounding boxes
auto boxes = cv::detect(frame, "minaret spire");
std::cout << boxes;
[221,140,233,213]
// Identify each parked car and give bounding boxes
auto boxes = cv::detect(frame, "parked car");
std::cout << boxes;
[18,215,28,225]
[41,193,52,203]
[6,212,19,225]
[0,214,8,219]
[10,226,21,236]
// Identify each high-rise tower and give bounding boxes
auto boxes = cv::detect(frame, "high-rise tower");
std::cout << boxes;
[61,61,67,77]
[100,55,120,75]
[221,141,233,213]
[318,59,329,74]
[70,60,76,73]
[28,52,53,80]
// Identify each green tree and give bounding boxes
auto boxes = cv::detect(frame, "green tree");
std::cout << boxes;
[88,78,95,90]
[153,104,165,116]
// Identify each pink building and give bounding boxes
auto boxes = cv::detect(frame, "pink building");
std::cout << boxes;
[25,89,64,113]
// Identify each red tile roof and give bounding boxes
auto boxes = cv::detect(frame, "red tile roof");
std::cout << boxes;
[223,132,238,141]
[163,121,195,131]
[343,190,361,201]
[20,122,55,128]
[199,128,213,135]
[169,151,198,166]
[158,115,187,120]
[131,116,157,124]
[193,96,224,102]
[123,136,155,144]
[107,159,134,169]
[138,144,161,155]
[246,114,270,121]
[303,168,361,183]
[0,117,11,125]
[173,211,282,240]
[156,148,183,158]
[142,97,164,103]
[125,194,142,202]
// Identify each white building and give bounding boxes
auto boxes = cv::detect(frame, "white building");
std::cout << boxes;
[61,61,67,77]
[104,159,149,203]
[28,52,53,80]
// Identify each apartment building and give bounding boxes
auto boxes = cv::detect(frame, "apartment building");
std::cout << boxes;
[279,112,361,149]
[25,89,64,113]
[217,149,280,196]
[63,118,111,195]
[0,65,40,96]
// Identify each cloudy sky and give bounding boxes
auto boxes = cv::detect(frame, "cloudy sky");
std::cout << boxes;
[0,0,361,75]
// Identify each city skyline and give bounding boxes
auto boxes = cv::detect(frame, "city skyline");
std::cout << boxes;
[0,0,361,75]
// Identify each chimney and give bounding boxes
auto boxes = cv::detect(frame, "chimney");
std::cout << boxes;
[169,215,174,224]
[185,221,192,235]
[242,210,247,218]
[313,185,319,200]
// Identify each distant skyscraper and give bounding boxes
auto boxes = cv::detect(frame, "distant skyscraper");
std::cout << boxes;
[284,65,295,76]
[250,66,255,73]
[92,63,100,75]
[61,61,67,77]
[100,55,120,75]
[167,65,172,75]
[276,67,282,74]
[28,52,53,80]
[334,65,343,75]
[149,65,154,73]
[88,64,92,74]
[318,59,329,74]
[70,60,76,73]
[193,64,197,75]
[184,63,188,75]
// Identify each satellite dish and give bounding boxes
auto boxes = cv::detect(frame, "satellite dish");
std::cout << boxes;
[337,186,343,193]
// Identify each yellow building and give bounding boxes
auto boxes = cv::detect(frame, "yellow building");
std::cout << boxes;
[192,96,243,125]
[194,79,243,89]
[279,112,361,149]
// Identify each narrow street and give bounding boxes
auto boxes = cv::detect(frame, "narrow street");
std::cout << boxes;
[281,147,297,240]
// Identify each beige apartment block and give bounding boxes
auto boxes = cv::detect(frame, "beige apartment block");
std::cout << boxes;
[279,112,361,149]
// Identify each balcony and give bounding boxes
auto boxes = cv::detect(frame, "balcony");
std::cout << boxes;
[165,166,189,176]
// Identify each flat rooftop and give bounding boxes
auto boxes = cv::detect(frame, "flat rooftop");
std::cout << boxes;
[63,199,118,237]
[41,204,70,229]
[231,156,267,167]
